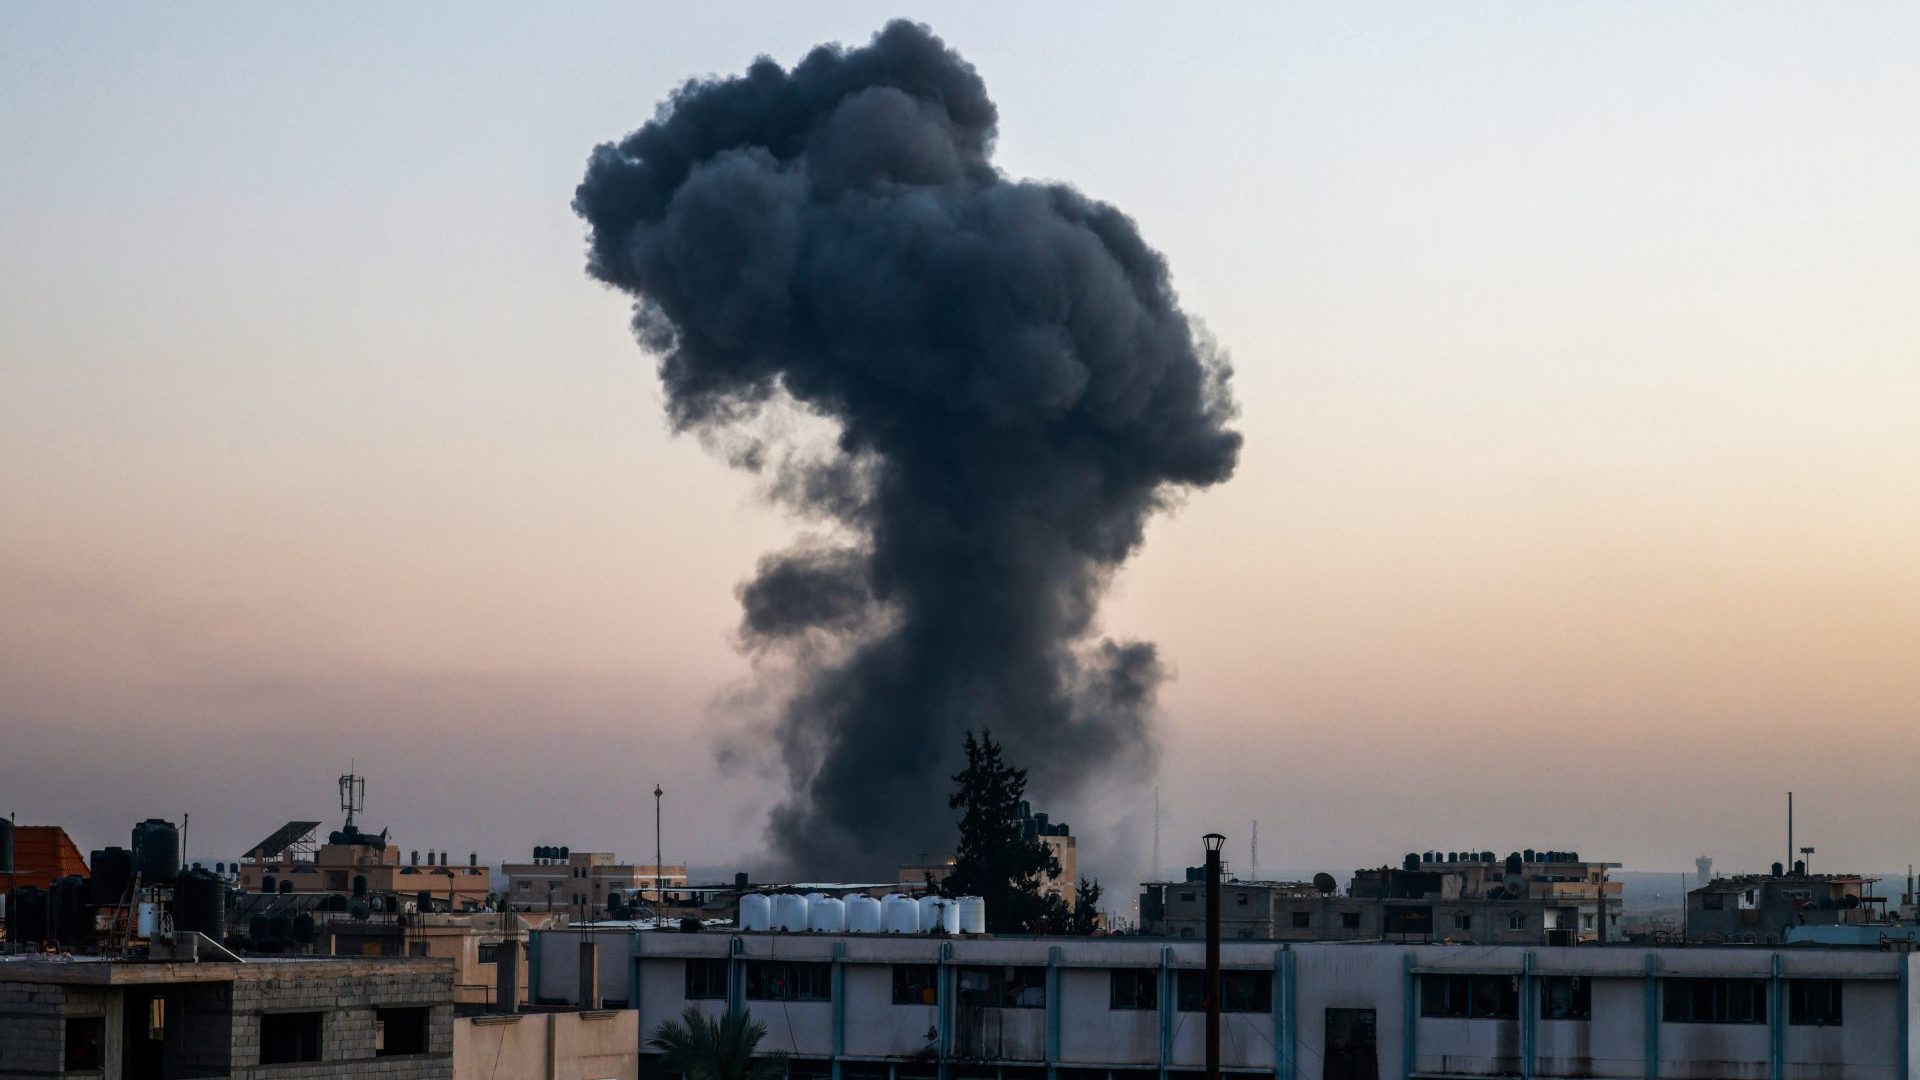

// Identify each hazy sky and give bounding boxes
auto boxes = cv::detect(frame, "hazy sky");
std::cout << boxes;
[3,4,1916,887]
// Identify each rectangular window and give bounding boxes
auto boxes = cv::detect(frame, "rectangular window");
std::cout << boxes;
[893,964,938,1006]
[408,941,431,957]
[1702,894,1724,911]
[1180,891,1196,903]
[1452,914,1471,931]
[1539,976,1592,1020]
[1663,978,1767,1024]
[1291,911,1311,928]
[478,943,499,965]
[1176,971,1272,1013]
[64,1016,105,1072]
[375,1006,431,1056]
[1110,969,1158,1010]
[1236,892,1249,906]
[1419,974,1518,1019]
[1788,980,1843,1027]
[956,966,1046,1009]
[1341,912,1361,930]
[261,1011,324,1064]
[745,961,832,1002]
[686,959,729,1000]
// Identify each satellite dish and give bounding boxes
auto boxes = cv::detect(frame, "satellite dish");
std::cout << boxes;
[1313,873,1337,895]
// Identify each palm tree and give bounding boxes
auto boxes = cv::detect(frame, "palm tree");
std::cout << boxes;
[649,1006,788,1080]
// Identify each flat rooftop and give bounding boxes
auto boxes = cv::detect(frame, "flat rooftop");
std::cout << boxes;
[0,955,450,986]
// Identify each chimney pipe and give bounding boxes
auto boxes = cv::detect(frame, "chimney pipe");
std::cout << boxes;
[1203,832,1226,1080]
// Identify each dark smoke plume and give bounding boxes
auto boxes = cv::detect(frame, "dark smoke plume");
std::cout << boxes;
[575,22,1240,875]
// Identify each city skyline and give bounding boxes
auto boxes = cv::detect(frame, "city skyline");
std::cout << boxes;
[4,3,1918,883]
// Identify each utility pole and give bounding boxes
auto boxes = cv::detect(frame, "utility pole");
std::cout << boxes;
[1250,820,1258,881]
[1203,832,1225,1080]
[653,784,665,909]
[1153,787,1161,882]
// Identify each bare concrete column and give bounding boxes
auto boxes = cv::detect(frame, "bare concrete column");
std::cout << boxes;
[578,939,600,1009]
[495,938,522,1013]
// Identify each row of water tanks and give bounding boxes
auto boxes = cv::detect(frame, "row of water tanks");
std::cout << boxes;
[738,893,986,935]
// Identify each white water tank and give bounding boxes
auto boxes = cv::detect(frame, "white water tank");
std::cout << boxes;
[936,899,960,935]
[957,896,986,934]
[739,893,771,932]
[808,896,847,932]
[882,894,920,934]
[774,893,810,932]
[846,895,883,933]
[137,901,163,937]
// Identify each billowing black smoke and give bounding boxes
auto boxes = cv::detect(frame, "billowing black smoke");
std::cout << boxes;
[575,21,1239,875]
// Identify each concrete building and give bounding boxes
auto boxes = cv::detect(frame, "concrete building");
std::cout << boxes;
[895,802,1080,911]
[524,929,1917,1080]
[238,821,490,912]
[501,848,687,920]
[453,1009,640,1080]
[1144,851,1623,945]
[1688,871,1884,945]
[0,954,452,1079]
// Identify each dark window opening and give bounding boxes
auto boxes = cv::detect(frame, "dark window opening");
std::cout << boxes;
[64,1016,105,1071]
[744,960,832,1002]
[478,943,499,964]
[1110,969,1158,1010]
[1663,978,1767,1024]
[956,965,1046,1008]
[893,964,939,1006]
[686,959,729,1000]
[375,1006,430,1056]
[1179,891,1196,902]
[1540,976,1592,1020]
[260,1011,324,1064]
[1702,894,1725,910]
[1789,980,1843,1027]
[1291,911,1311,928]
[1420,974,1519,1019]
[1176,971,1272,1013]
[1341,912,1362,930]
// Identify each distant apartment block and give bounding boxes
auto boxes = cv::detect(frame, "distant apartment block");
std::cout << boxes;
[1143,849,1622,945]
[500,846,687,920]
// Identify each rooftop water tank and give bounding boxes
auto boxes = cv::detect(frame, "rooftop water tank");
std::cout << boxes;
[918,895,955,933]
[774,893,810,932]
[131,818,181,884]
[846,895,882,933]
[90,847,134,906]
[808,896,847,932]
[957,896,986,935]
[7,887,49,944]
[0,818,14,874]
[882,894,919,934]
[173,869,227,942]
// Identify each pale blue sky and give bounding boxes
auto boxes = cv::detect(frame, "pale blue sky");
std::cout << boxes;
[3,4,1916,887]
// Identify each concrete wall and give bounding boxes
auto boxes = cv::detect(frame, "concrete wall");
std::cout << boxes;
[455,1010,641,1080]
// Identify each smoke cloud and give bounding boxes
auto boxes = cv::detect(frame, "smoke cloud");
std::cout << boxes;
[575,21,1240,875]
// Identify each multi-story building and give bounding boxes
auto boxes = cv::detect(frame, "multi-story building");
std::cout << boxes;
[0,954,452,1078]
[894,802,1079,910]
[1687,869,1884,944]
[1142,849,1623,944]
[500,846,687,920]
[525,928,1915,1080]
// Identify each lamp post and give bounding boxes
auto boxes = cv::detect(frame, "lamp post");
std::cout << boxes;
[653,784,665,909]
[1203,832,1226,1080]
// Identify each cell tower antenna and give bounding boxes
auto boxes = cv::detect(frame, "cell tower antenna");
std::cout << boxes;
[1251,820,1259,881]
[339,769,366,830]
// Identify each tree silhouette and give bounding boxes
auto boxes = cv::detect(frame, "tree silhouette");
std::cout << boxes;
[941,730,1065,932]
[648,1006,787,1080]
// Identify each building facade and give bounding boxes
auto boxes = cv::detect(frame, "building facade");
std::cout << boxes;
[1688,872,1884,944]
[1144,852,1623,945]
[526,929,1919,1080]
[0,955,453,1079]
[500,848,688,920]
[239,821,490,911]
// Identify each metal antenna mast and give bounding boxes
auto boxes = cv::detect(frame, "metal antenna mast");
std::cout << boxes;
[1250,820,1258,880]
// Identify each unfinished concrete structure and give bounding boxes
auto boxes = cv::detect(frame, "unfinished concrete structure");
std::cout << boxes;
[0,954,452,1079]
[1688,870,1884,945]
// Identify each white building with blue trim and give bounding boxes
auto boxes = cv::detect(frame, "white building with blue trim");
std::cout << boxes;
[527,929,1919,1080]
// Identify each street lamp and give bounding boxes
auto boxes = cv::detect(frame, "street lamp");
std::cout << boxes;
[1203,833,1226,1080]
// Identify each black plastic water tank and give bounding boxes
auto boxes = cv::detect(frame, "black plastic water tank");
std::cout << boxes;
[173,869,228,942]
[8,886,50,943]
[249,912,271,941]
[269,913,293,941]
[90,847,135,905]
[0,818,14,874]
[292,912,316,944]
[130,818,181,884]
[50,875,93,948]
